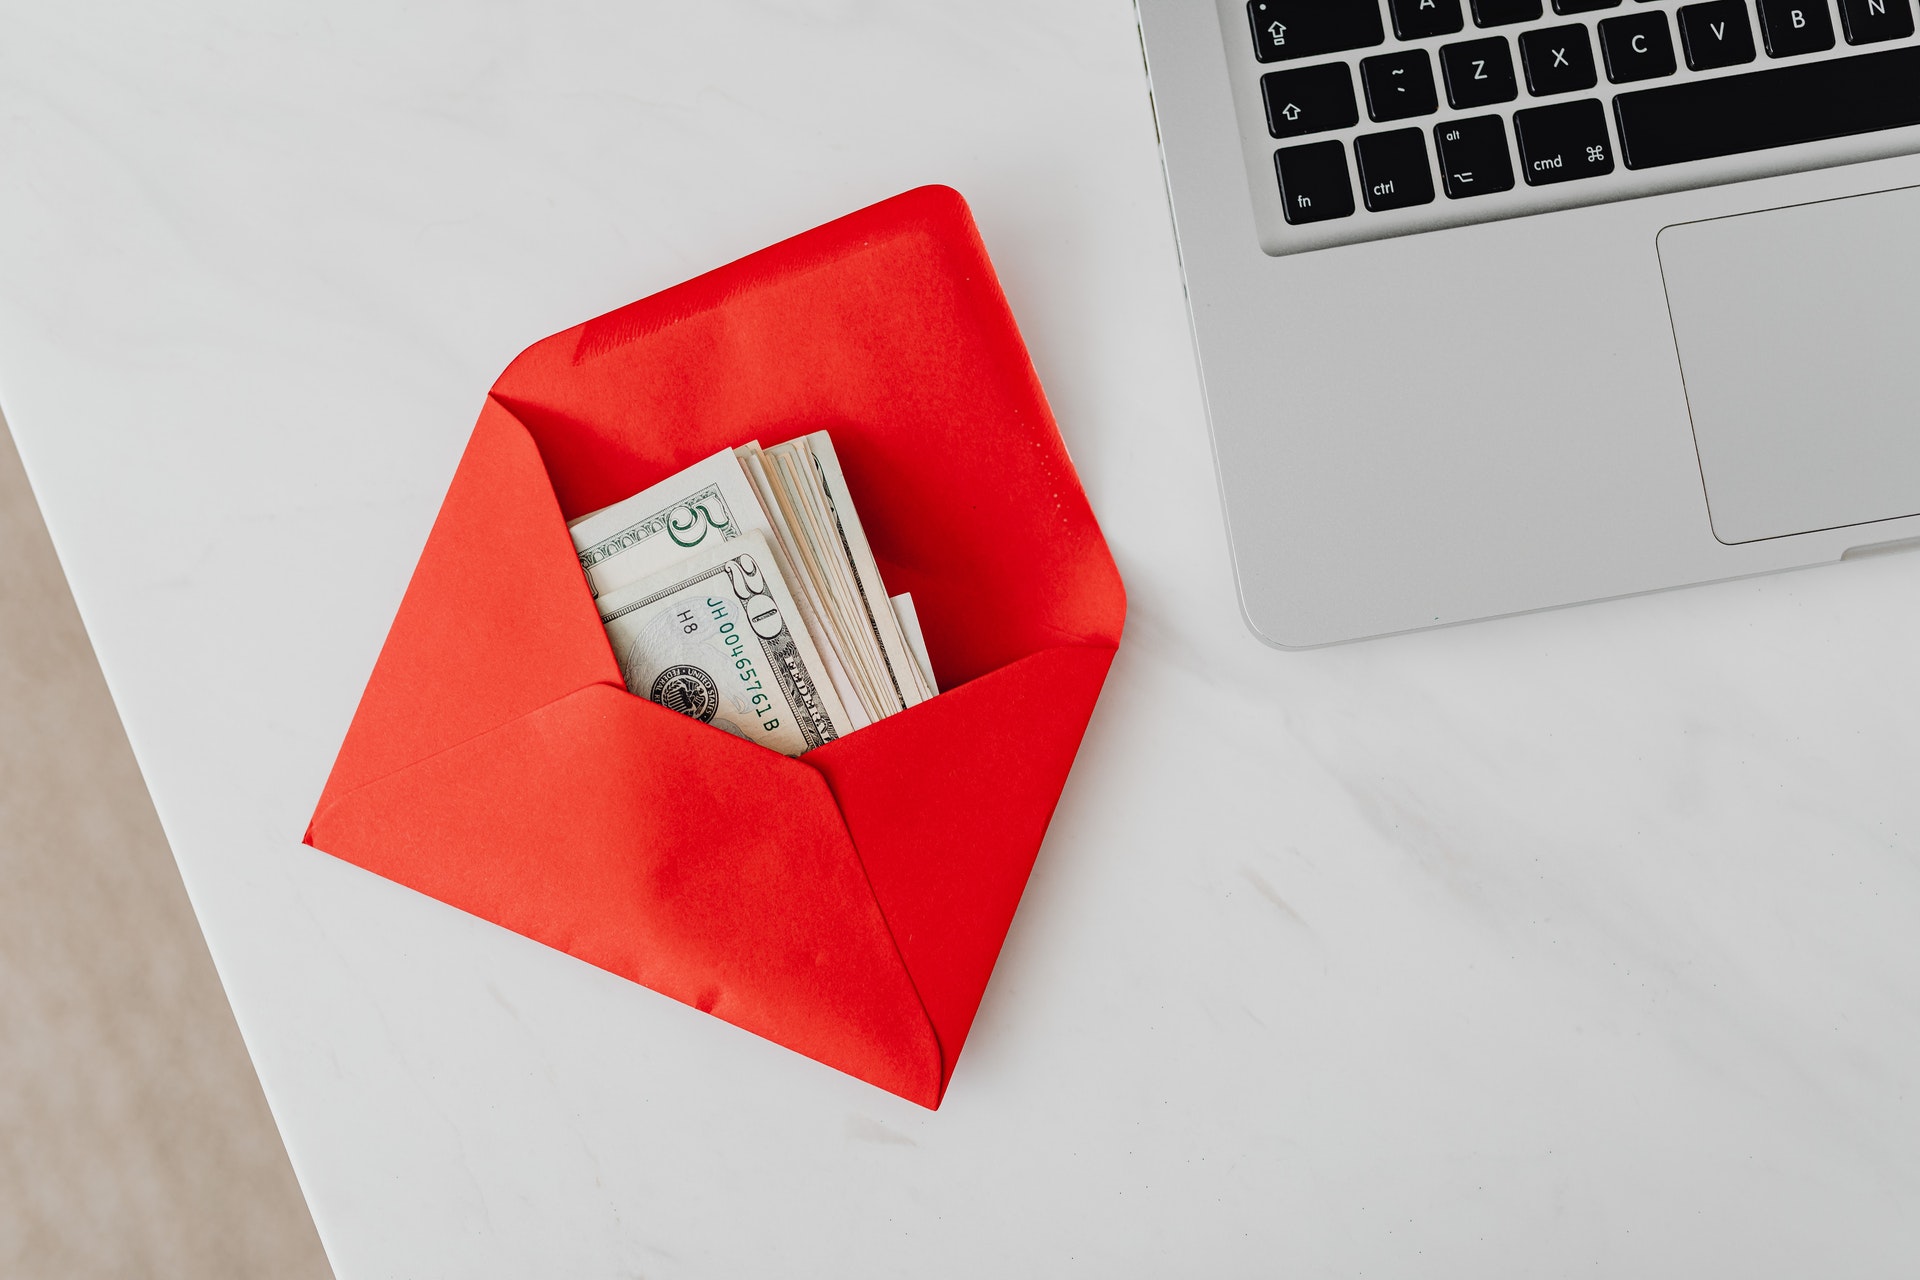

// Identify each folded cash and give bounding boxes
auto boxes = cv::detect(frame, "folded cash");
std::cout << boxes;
[595,532,852,755]
[569,432,937,755]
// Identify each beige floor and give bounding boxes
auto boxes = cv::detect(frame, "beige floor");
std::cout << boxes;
[0,417,333,1279]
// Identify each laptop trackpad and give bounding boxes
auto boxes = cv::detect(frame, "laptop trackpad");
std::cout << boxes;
[1658,187,1920,545]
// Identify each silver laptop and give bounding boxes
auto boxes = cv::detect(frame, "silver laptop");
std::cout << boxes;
[1137,0,1920,645]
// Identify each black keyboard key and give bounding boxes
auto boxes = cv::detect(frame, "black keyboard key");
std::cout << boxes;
[1757,0,1837,52]
[1391,0,1466,39]
[1601,10,1679,79]
[1840,0,1914,42]
[1513,98,1617,182]
[1441,37,1519,108]
[1473,0,1544,22]
[1248,0,1387,62]
[1554,0,1622,12]
[1263,64,1360,137]
[1614,42,1920,167]
[1678,0,1759,67]
[1355,129,1438,210]
[1275,141,1356,222]
[1521,24,1600,92]
[1362,51,1440,121]
[1434,115,1516,196]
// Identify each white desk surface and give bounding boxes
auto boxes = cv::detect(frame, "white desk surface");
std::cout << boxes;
[5,5,1920,1277]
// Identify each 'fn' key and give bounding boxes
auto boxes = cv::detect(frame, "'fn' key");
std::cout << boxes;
[1275,141,1357,223]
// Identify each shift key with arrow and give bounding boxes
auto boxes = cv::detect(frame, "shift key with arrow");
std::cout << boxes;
[1263,64,1360,138]
[1249,0,1387,62]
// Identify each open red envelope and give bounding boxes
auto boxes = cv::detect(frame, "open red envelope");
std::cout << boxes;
[305,186,1125,1108]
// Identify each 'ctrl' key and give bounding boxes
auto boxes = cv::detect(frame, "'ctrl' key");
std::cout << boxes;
[1275,141,1356,223]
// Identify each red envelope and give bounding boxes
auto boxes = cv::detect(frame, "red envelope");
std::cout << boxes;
[305,186,1125,1108]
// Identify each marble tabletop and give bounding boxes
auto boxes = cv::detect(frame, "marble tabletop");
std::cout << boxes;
[4,3,1919,1276]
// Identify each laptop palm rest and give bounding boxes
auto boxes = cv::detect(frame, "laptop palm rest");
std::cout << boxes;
[1658,186,1920,546]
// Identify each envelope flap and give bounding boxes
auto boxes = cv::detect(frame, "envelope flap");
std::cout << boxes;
[804,642,1118,1094]
[313,400,621,819]
[488,185,1126,688]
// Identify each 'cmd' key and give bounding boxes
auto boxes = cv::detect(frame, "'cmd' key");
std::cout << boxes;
[1513,98,1616,183]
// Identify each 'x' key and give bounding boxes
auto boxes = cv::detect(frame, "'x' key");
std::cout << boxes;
[1520,24,1600,94]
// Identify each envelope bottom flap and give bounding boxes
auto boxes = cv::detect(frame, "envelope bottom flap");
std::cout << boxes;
[307,683,944,1105]
[805,643,1118,1087]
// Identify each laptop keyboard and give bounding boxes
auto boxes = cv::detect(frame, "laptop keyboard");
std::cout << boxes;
[1224,0,1920,253]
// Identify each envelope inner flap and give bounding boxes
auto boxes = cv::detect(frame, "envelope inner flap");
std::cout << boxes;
[491,186,1125,693]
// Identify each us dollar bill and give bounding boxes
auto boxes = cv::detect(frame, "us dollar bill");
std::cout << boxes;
[737,435,931,715]
[594,530,852,756]
[567,450,774,598]
[889,591,937,695]
[799,433,933,705]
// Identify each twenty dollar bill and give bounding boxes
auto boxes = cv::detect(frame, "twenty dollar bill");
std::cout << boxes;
[594,531,852,756]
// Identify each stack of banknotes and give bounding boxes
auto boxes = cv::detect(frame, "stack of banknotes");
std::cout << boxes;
[569,433,937,757]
